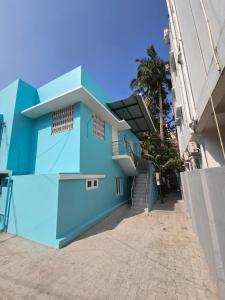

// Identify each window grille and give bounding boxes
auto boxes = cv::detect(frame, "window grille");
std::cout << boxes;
[115,177,122,196]
[93,114,105,139]
[52,105,74,134]
[86,179,99,190]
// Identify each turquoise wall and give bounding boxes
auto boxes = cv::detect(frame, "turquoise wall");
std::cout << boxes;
[0,66,142,248]
[7,80,39,175]
[0,80,38,175]
[7,174,59,248]
[37,66,110,107]
[38,66,82,102]
[0,80,19,171]
[4,172,130,248]
[148,162,158,210]
[56,177,130,248]
[81,67,110,107]
[33,103,81,174]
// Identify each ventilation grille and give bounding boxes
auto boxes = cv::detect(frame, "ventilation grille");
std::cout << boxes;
[93,114,105,139]
[52,105,74,134]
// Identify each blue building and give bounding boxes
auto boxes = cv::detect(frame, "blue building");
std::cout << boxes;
[0,66,157,248]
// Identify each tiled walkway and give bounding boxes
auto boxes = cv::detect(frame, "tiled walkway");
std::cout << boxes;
[0,196,218,299]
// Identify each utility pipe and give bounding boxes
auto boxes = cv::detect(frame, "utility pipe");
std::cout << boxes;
[199,0,221,72]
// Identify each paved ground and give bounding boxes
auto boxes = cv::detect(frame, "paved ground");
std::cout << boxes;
[0,195,218,300]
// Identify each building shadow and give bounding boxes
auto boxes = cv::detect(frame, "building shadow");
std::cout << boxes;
[75,204,142,242]
[151,193,181,212]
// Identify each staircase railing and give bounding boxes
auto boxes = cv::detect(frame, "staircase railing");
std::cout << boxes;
[145,173,149,210]
[131,176,136,207]
[112,140,138,165]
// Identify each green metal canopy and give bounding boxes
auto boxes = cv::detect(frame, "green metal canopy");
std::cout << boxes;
[107,95,156,139]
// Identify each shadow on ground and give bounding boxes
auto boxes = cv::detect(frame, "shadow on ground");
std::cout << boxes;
[76,203,141,242]
[152,192,183,213]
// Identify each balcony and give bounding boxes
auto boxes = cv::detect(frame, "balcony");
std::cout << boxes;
[112,140,138,176]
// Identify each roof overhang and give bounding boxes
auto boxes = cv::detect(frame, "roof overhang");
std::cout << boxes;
[21,86,130,131]
[107,95,156,138]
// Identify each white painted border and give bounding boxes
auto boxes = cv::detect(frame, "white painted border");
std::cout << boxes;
[21,85,130,131]
[86,178,99,190]
[60,174,106,180]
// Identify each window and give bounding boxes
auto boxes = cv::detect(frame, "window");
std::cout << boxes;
[115,177,122,196]
[93,114,105,139]
[86,179,99,190]
[52,105,74,134]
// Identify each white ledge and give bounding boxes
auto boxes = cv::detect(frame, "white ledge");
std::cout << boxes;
[21,85,130,131]
[60,174,106,180]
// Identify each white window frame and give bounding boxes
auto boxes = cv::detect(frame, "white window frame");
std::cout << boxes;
[93,114,105,139]
[86,179,99,190]
[115,177,122,196]
[52,105,74,134]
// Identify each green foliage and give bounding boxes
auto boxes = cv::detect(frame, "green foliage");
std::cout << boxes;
[143,133,184,173]
[130,45,172,132]
[131,44,184,176]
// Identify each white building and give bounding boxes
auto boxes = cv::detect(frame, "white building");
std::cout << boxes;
[166,1,225,298]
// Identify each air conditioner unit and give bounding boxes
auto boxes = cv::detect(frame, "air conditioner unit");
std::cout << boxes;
[175,105,182,126]
[165,63,170,72]
[188,141,200,155]
[169,51,176,73]
[164,28,170,45]
[177,51,183,65]
[171,88,176,101]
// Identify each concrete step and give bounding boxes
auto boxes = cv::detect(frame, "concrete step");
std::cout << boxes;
[136,174,147,178]
[133,199,147,204]
[135,181,147,184]
[135,181,147,186]
[133,195,146,199]
[134,186,146,194]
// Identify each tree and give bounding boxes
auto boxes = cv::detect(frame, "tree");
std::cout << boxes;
[130,45,171,142]
[131,45,183,199]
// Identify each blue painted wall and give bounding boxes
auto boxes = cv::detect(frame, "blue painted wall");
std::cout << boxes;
[7,174,59,248]
[0,66,144,248]
[38,66,82,102]
[33,103,81,174]
[148,162,158,210]
[7,80,39,175]
[0,80,19,171]
[81,67,110,107]
[56,177,130,248]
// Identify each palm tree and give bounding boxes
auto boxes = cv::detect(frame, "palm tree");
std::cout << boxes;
[130,45,171,142]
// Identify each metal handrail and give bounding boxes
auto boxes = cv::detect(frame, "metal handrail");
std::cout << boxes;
[112,140,136,162]
[131,176,136,207]
[145,173,149,210]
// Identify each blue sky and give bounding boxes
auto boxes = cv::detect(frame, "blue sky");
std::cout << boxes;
[0,0,169,101]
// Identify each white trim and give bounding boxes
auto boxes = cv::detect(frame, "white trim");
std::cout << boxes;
[86,178,99,190]
[21,85,130,131]
[59,174,106,180]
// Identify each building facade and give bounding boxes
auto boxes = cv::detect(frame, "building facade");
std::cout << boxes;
[0,66,157,248]
[166,0,225,298]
